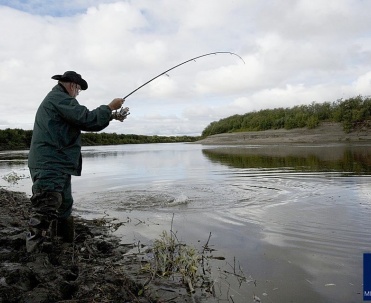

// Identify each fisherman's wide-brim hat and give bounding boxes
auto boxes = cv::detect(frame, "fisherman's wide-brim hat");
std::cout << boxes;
[51,71,88,90]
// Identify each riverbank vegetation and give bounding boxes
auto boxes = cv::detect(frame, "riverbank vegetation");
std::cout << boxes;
[0,129,200,150]
[1,96,371,150]
[202,96,371,137]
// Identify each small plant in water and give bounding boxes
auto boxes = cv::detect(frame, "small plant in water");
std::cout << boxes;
[142,226,218,293]
[153,230,199,283]
[139,216,250,299]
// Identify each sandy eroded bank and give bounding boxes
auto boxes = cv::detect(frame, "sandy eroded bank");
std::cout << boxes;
[196,123,371,145]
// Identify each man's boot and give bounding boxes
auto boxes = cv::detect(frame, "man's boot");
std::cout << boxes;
[26,191,62,253]
[52,216,75,243]
[26,213,51,253]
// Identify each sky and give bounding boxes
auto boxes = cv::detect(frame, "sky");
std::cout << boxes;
[1,0,371,136]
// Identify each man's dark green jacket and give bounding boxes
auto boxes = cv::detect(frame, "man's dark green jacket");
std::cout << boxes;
[28,84,112,176]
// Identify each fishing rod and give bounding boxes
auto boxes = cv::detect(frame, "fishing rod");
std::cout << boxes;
[113,51,245,121]
[124,51,244,99]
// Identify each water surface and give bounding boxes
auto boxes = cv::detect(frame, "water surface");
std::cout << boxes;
[0,143,370,302]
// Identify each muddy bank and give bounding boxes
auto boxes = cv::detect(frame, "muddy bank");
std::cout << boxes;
[0,188,213,303]
[196,122,371,145]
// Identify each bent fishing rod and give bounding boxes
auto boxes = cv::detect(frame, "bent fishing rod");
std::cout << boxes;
[113,51,245,121]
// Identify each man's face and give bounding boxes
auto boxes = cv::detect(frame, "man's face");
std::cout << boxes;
[69,83,81,98]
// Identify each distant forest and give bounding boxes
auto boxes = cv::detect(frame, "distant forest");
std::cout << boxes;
[202,96,371,136]
[0,129,200,151]
[1,96,371,150]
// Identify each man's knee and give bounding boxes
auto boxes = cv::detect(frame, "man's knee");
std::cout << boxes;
[30,191,63,218]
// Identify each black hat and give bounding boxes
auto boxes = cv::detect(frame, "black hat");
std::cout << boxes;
[51,71,88,90]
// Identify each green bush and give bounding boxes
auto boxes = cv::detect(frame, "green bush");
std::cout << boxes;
[201,96,371,136]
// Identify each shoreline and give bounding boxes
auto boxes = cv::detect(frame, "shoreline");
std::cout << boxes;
[0,189,205,303]
[196,122,371,145]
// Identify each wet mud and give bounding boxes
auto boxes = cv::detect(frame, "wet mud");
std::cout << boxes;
[0,188,207,303]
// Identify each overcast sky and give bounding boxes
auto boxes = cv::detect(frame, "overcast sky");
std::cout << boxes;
[1,0,371,136]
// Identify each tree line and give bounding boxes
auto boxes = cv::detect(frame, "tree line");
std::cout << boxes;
[1,96,371,150]
[81,133,200,146]
[202,96,371,137]
[0,129,200,151]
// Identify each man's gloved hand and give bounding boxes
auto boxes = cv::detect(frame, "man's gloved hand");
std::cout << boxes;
[111,107,130,122]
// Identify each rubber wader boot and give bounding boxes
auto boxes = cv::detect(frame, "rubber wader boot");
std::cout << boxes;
[52,216,75,243]
[26,192,62,253]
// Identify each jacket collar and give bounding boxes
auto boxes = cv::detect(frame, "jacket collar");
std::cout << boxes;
[57,83,70,95]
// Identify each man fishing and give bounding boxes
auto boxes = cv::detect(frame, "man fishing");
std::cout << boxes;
[25,53,242,252]
[27,71,128,252]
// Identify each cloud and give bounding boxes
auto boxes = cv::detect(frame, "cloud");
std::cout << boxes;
[1,0,371,136]
[353,72,371,96]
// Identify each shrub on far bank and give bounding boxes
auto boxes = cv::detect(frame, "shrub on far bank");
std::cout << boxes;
[202,96,371,137]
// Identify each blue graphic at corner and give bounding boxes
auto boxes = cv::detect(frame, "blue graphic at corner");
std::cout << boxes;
[365,253,371,301]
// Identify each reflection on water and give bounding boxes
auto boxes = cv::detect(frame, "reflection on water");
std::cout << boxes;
[0,143,370,303]
[0,150,28,166]
[202,144,371,174]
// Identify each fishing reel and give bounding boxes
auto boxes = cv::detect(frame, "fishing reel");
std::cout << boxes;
[111,107,130,122]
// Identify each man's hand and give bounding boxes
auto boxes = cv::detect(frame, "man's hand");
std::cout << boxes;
[108,98,124,111]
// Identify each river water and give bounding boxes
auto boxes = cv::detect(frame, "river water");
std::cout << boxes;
[0,143,370,303]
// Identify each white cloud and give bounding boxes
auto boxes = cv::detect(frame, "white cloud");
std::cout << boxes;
[1,0,371,136]
[353,72,371,96]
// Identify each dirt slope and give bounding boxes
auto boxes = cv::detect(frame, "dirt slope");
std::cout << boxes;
[197,122,371,145]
